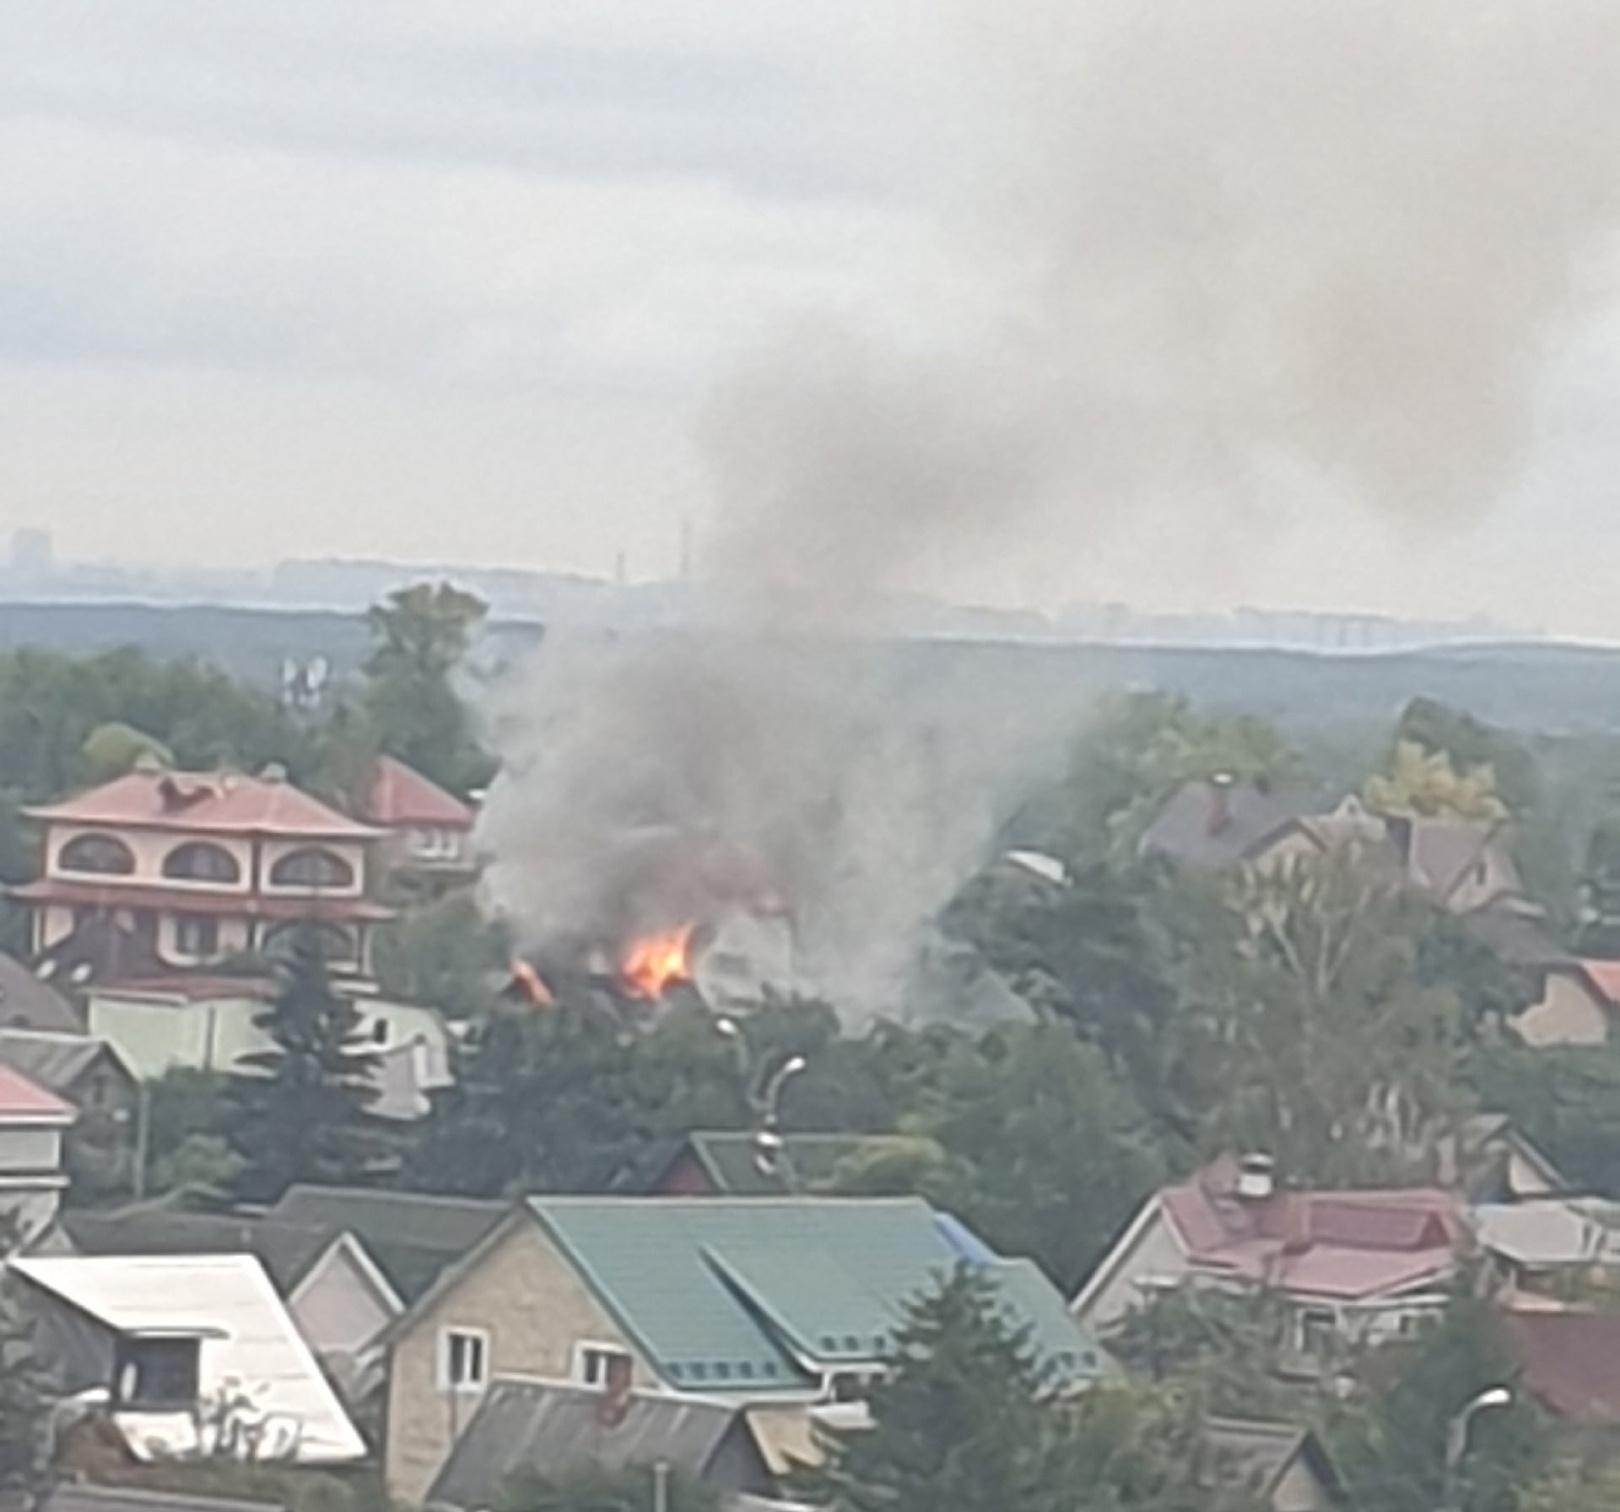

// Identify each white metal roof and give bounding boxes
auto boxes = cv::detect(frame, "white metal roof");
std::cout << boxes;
[10,1253,366,1464]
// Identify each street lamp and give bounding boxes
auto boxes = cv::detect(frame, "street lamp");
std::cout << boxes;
[712,1017,809,1189]
[1441,1386,1512,1512]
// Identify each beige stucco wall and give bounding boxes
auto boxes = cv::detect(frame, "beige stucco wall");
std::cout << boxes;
[291,1243,399,1359]
[1270,1453,1335,1512]
[1516,972,1609,1048]
[1073,1201,1189,1330]
[384,1218,650,1506]
[1445,844,1516,914]
[46,823,255,892]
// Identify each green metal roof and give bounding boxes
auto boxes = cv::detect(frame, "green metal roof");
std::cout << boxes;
[525,1196,1106,1395]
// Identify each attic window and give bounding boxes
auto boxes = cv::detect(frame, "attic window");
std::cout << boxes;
[113,1336,200,1410]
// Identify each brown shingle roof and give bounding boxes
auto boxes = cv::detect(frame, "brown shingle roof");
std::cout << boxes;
[1507,1311,1620,1423]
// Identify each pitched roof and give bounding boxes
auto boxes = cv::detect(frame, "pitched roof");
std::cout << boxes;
[1140,782,1328,868]
[1394,817,1518,902]
[1463,906,1575,970]
[58,1208,338,1293]
[1576,959,1620,1005]
[45,1484,286,1512]
[1472,1198,1620,1268]
[24,770,381,840]
[0,1030,134,1098]
[659,1132,924,1197]
[0,953,83,1033]
[265,1185,508,1302]
[523,1196,1106,1394]
[1153,1161,1462,1301]
[427,1379,761,1509]
[1203,1418,1344,1504]
[365,756,475,830]
[1506,1310,1620,1422]
[0,1061,75,1122]
[10,1254,366,1463]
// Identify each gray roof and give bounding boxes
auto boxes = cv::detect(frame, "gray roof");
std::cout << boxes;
[428,1379,753,1509]
[1141,782,1326,868]
[266,1185,509,1301]
[0,1030,132,1097]
[46,1486,284,1512]
[1393,817,1519,903]
[59,1208,336,1293]
[0,953,84,1033]
[1463,905,1573,969]
[1203,1418,1344,1503]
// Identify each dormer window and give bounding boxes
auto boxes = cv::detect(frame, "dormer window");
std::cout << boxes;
[59,834,136,877]
[113,1335,201,1409]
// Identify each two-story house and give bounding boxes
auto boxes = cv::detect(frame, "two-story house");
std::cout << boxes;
[363,756,479,895]
[1073,1157,1465,1353]
[0,1062,75,1241]
[17,764,393,983]
[381,1195,1107,1505]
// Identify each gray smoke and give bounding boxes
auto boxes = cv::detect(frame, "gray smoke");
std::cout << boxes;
[480,0,1620,1015]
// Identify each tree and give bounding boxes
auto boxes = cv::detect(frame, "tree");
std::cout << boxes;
[0,1254,48,1510]
[80,722,173,783]
[1392,698,1539,815]
[372,889,508,1020]
[227,928,389,1201]
[1519,1463,1620,1511]
[907,1023,1165,1293]
[1577,816,1620,956]
[1365,739,1509,822]
[361,582,492,795]
[1175,850,1465,1186]
[498,1466,717,1512]
[1463,1044,1620,1196]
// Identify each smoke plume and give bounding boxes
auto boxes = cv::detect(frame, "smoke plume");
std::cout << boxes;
[480,0,1620,1016]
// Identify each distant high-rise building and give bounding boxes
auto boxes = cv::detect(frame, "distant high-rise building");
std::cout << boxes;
[10,529,53,580]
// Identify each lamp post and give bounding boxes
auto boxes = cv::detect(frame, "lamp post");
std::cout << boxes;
[713,1018,808,1190]
[1441,1386,1511,1512]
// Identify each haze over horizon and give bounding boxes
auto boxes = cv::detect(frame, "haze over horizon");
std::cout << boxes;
[5,3,1620,635]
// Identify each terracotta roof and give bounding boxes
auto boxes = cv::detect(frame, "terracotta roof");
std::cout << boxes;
[366,756,475,831]
[1576,959,1620,1004]
[1506,1311,1620,1422]
[24,770,382,839]
[12,878,393,923]
[1157,1160,1462,1301]
[0,1061,75,1122]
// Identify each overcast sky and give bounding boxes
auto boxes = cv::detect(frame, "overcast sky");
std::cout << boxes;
[4,2,1620,636]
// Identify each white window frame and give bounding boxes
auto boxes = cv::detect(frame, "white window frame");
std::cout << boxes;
[438,1327,490,1394]
[573,1341,633,1387]
[173,915,220,960]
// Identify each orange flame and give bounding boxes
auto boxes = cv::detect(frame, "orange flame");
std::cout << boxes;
[619,924,696,999]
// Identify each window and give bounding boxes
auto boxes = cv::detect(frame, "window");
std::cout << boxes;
[264,921,357,964]
[440,1329,488,1393]
[162,842,240,884]
[113,1336,200,1409]
[410,829,458,859]
[173,916,220,959]
[576,1344,632,1388]
[1296,1307,1337,1356]
[371,1018,389,1045]
[269,848,354,890]
[59,834,135,876]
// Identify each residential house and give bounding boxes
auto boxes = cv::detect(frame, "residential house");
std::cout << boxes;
[0,1030,141,1195]
[0,1063,76,1241]
[57,1207,407,1393]
[87,983,455,1121]
[427,1378,780,1510]
[1140,780,1333,870]
[1204,1419,1347,1512]
[1441,1113,1569,1204]
[0,952,84,1033]
[649,1132,928,1197]
[1472,1197,1620,1308]
[363,756,478,894]
[1514,959,1620,1047]
[17,765,392,983]
[382,1195,1106,1505]
[1072,1158,1464,1352]
[9,1253,367,1464]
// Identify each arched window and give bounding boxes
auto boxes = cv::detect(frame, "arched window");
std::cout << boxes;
[59,834,136,877]
[162,842,240,884]
[264,921,358,963]
[269,848,354,890]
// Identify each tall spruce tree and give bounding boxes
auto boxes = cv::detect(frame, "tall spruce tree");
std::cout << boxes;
[228,925,389,1200]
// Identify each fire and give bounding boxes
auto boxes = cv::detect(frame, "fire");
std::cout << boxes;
[510,959,554,1008]
[619,924,696,999]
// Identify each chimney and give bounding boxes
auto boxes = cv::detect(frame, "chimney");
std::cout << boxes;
[1206,772,1236,835]
[595,1353,634,1429]
[1236,1153,1276,1202]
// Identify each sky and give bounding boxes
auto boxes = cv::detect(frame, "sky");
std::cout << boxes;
[4,2,1620,635]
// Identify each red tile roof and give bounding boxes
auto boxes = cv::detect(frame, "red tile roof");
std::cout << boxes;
[365,757,475,831]
[1158,1160,1463,1301]
[1507,1311,1620,1422]
[0,1062,74,1122]
[1577,960,1620,1005]
[25,771,382,839]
